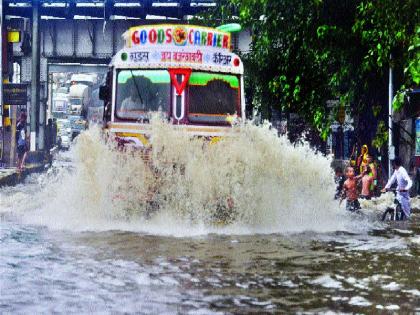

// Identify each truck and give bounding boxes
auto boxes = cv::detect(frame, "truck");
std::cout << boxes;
[52,94,68,113]
[70,73,97,87]
[99,23,245,148]
[98,23,245,222]
[68,84,92,117]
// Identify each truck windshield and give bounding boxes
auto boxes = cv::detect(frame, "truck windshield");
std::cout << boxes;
[116,70,170,120]
[187,72,239,124]
[70,99,82,106]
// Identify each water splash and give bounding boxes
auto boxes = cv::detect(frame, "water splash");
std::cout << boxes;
[7,118,360,235]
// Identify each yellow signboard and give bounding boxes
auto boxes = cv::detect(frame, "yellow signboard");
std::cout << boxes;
[7,30,21,43]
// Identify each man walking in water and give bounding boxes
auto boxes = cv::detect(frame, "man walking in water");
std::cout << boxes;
[381,157,413,219]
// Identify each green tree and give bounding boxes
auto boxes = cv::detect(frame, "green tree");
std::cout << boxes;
[198,0,362,140]
[353,0,419,111]
[197,0,419,148]
[352,0,419,150]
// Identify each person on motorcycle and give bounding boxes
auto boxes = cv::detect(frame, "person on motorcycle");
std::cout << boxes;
[381,157,413,219]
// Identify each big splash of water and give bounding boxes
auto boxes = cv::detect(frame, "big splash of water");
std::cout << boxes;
[10,118,358,235]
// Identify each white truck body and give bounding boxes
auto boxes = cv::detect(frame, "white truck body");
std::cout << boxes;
[69,84,92,115]
[70,73,97,87]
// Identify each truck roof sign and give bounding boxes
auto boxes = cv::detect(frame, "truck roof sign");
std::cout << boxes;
[115,24,243,74]
[124,24,231,51]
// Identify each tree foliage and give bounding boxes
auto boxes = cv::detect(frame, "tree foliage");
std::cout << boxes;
[353,0,419,111]
[197,0,419,147]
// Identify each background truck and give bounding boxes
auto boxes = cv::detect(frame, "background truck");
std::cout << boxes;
[69,84,92,117]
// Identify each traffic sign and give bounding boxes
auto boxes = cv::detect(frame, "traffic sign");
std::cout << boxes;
[3,83,28,105]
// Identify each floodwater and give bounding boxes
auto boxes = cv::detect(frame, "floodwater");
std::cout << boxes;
[1,122,419,314]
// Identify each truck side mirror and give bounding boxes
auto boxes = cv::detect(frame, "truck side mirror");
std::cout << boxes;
[99,85,108,102]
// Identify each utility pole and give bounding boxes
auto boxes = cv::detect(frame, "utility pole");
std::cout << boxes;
[0,0,3,163]
[388,55,394,179]
[9,63,21,167]
[9,102,16,165]
[30,0,40,151]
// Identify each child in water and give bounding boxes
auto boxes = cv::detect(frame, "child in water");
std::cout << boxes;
[341,166,363,211]
[360,165,373,200]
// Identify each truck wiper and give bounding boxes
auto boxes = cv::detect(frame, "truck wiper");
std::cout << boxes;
[130,69,144,105]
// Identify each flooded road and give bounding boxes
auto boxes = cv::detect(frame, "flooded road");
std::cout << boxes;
[1,125,419,313]
[1,178,419,313]
[1,217,420,314]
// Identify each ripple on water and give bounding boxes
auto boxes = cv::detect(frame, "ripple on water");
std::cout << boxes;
[309,275,343,289]
[348,296,372,307]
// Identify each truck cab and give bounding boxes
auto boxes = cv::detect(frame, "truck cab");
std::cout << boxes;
[100,24,245,147]
[69,84,92,117]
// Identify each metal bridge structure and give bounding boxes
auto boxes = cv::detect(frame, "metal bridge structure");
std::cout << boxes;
[0,0,219,156]
[5,0,216,20]
[7,0,219,63]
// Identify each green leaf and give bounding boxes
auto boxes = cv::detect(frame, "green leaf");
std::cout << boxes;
[392,91,405,111]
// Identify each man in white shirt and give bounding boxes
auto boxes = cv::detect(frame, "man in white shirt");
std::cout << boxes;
[381,157,413,218]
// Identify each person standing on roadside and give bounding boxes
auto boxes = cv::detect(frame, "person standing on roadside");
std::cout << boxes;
[381,157,413,219]
[357,144,368,174]
[16,112,28,172]
[366,154,378,195]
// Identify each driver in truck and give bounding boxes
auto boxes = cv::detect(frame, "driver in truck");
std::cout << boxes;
[121,87,145,112]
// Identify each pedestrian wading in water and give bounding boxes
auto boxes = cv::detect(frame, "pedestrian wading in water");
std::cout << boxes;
[340,166,364,211]
[360,165,374,200]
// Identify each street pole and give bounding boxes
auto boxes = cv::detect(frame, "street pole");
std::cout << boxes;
[48,72,52,121]
[39,81,45,150]
[9,103,16,165]
[0,0,3,163]
[388,55,394,179]
[30,0,40,151]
